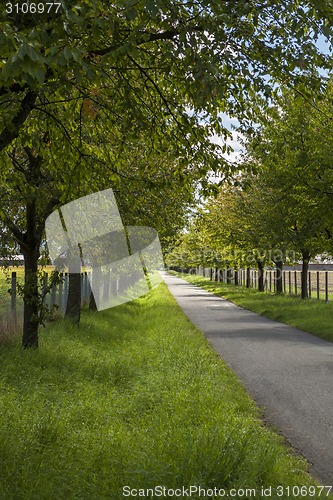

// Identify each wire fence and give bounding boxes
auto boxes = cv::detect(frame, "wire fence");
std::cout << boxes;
[3,271,92,319]
[178,266,333,302]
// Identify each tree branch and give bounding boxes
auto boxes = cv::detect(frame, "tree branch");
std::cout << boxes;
[0,91,38,152]
[89,28,180,57]
[0,82,29,98]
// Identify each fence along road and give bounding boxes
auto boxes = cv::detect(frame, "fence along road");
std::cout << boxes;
[162,272,333,485]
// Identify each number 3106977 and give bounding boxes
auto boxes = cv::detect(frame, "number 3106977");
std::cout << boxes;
[6,3,62,14]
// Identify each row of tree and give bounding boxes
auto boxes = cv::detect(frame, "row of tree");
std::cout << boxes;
[1,0,333,346]
[167,81,333,298]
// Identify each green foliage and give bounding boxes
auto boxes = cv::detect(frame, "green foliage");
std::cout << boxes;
[170,83,333,274]
[2,0,333,342]
[0,284,321,498]
[239,83,333,260]
[0,0,332,156]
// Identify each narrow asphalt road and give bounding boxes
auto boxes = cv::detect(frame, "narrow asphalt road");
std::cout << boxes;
[162,272,333,485]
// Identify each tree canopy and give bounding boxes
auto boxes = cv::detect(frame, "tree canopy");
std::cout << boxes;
[2,0,333,345]
[1,0,332,158]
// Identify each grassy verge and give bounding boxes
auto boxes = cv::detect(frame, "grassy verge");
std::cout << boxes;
[0,283,324,499]
[172,272,333,344]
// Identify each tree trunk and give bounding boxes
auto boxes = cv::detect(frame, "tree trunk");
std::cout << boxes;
[257,261,265,292]
[65,273,81,323]
[234,269,239,286]
[22,247,40,348]
[301,250,310,299]
[6,147,60,348]
[226,268,232,284]
[65,246,81,323]
[89,289,97,310]
[21,194,41,349]
[274,259,283,294]
[246,267,251,288]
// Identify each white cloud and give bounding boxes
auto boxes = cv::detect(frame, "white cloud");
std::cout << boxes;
[210,112,244,164]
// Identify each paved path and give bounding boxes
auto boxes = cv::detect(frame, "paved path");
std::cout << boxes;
[162,272,333,484]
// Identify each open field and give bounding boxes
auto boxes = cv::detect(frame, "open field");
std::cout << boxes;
[174,272,333,344]
[0,283,324,499]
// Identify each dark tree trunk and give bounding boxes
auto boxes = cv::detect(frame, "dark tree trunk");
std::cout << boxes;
[301,250,310,299]
[246,267,251,288]
[22,247,40,349]
[89,289,97,310]
[226,268,232,284]
[21,194,41,349]
[257,261,265,292]
[64,246,81,323]
[65,273,81,323]
[234,270,239,286]
[274,259,283,294]
[6,146,60,348]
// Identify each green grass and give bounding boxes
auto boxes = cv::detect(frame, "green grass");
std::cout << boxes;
[173,272,333,344]
[0,283,325,499]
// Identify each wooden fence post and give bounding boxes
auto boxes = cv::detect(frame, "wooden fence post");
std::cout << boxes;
[59,272,63,311]
[64,272,69,307]
[246,268,251,288]
[317,271,320,300]
[283,271,286,294]
[11,272,16,316]
[42,273,48,304]
[288,271,291,295]
[50,281,56,308]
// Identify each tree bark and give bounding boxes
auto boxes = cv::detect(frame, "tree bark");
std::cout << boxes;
[65,273,81,323]
[301,250,310,299]
[21,193,41,349]
[0,91,37,153]
[89,289,97,310]
[274,259,283,294]
[22,247,40,349]
[257,260,265,292]
[246,267,251,288]
[234,269,239,286]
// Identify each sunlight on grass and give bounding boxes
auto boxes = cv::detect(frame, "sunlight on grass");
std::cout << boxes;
[0,283,323,498]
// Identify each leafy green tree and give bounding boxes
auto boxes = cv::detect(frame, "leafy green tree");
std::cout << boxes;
[0,108,205,346]
[239,88,333,298]
[1,0,333,346]
[0,0,331,154]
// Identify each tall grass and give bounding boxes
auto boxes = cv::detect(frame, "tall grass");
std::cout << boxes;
[0,283,323,499]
